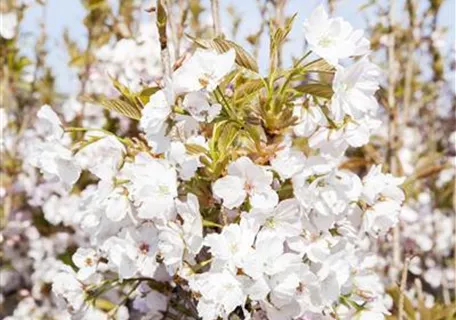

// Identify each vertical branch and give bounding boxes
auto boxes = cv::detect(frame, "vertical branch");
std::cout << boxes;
[210,0,222,37]
[165,0,179,59]
[156,0,172,82]
[414,278,424,308]
[80,28,93,99]
[442,276,451,305]
[387,0,401,280]
[403,0,417,124]
[398,257,410,320]
[176,0,186,57]
[251,0,268,61]
[428,1,443,153]
[453,176,456,298]
[327,0,336,15]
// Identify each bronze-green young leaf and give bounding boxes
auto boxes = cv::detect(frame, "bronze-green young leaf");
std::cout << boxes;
[295,83,334,99]
[185,143,209,156]
[304,58,335,73]
[96,97,142,120]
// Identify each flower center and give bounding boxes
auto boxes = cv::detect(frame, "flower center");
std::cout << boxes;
[85,257,94,266]
[265,217,276,228]
[158,185,170,196]
[224,283,235,291]
[244,181,254,193]
[318,35,335,48]
[198,72,215,88]
[337,82,349,92]
[139,242,150,254]
[229,242,239,253]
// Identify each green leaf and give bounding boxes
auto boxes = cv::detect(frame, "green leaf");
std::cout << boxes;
[202,220,223,228]
[139,86,160,97]
[269,13,297,72]
[295,83,334,99]
[185,143,208,155]
[209,120,228,155]
[272,13,297,46]
[233,78,264,104]
[137,86,160,105]
[68,55,88,68]
[156,0,167,51]
[85,0,107,10]
[16,56,32,70]
[304,58,335,73]
[110,76,134,99]
[96,98,142,120]
[386,285,417,320]
[93,298,116,311]
[217,122,239,158]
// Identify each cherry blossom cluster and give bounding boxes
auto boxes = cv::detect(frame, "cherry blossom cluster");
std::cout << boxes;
[86,21,163,95]
[5,5,410,320]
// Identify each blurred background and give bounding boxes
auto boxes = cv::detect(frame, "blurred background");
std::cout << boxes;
[1,0,455,319]
[17,0,456,93]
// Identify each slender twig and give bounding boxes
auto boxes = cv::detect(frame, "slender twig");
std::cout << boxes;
[398,256,410,320]
[210,0,222,37]
[65,127,131,146]
[453,172,456,298]
[327,0,336,15]
[156,0,172,82]
[78,16,94,124]
[165,0,179,59]
[279,50,313,95]
[403,0,417,124]
[251,0,268,61]
[414,278,424,307]
[215,86,237,120]
[386,0,402,282]
[65,127,116,136]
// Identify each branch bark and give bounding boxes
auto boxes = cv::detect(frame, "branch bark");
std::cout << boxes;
[403,0,417,124]
[156,0,172,82]
[398,256,410,320]
[386,0,402,281]
[210,0,222,37]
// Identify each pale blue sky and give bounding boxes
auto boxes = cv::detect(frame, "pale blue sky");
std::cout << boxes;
[20,0,455,93]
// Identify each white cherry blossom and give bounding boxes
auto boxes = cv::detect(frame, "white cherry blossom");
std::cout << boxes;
[0,12,17,39]
[123,153,178,222]
[72,248,99,281]
[204,220,256,270]
[213,156,278,209]
[76,135,125,180]
[140,87,174,154]
[29,141,81,191]
[303,5,370,66]
[35,105,64,141]
[183,91,221,122]
[52,266,86,312]
[173,49,236,94]
[189,269,246,320]
[330,57,380,121]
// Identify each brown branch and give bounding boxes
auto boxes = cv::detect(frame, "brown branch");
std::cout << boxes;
[453,172,456,299]
[403,0,417,124]
[156,0,172,82]
[386,0,402,281]
[398,256,410,320]
[210,0,222,37]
